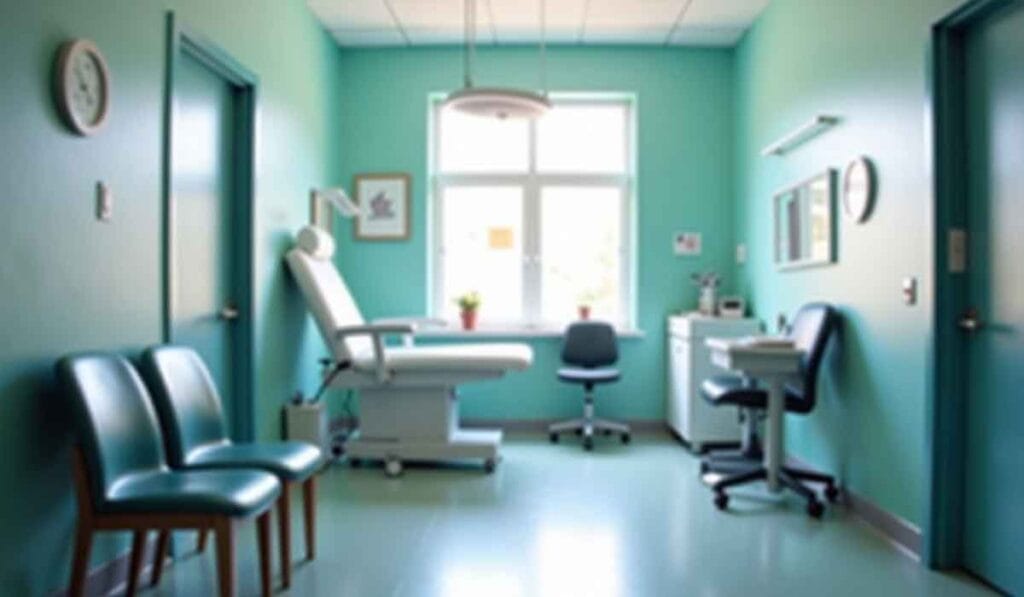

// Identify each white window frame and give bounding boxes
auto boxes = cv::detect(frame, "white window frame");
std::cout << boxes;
[428,93,637,332]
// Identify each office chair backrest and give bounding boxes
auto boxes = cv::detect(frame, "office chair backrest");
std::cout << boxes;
[286,225,372,362]
[786,303,839,412]
[562,321,618,368]
[140,345,229,468]
[57,353,168,507]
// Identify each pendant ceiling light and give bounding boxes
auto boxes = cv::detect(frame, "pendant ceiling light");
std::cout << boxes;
[443,0,551,120]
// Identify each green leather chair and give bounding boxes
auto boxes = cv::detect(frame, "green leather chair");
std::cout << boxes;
[58,352,280,597]
[139,345,323,589]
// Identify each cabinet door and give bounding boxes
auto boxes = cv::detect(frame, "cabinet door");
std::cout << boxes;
[666,337,688,435]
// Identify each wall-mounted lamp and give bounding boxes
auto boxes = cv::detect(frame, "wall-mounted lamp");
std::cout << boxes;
[310,187,363,231]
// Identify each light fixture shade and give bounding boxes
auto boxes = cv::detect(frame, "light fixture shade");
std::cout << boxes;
[443,87,551,120]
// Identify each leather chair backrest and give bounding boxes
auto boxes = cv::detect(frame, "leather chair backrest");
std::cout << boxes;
[140,346,229,467]
[57,353,168,505]
[285,225,371,362]
[562,321,618,368]
[786,303,839,412]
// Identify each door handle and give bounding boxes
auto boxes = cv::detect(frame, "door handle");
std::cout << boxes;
[958,308,983,332]
[219,304,240,321]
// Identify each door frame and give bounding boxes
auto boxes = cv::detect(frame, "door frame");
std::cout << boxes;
[925,0,1018,569]
[161,12,258,441]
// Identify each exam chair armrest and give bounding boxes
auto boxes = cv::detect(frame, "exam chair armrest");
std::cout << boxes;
[335,324,415,381]
[371,317,447,346]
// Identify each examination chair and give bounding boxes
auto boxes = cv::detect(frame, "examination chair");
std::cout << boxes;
[286,225,533,476]
[58,353,280,597]
[548,321,630,451]
[139,345,323,590]
[700,303,840,517]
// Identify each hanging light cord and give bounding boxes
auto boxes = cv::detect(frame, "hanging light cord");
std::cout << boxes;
[539,0,547,96]
[463,0,475,88]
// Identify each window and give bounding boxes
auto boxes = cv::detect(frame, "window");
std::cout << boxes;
[431,96,635,330]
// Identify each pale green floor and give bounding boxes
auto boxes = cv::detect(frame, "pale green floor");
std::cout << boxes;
[143,433,992,597]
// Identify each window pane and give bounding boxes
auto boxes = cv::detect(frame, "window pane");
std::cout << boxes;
[540,187,622,325]
[537,104,627,174]
[438,107,529,173]
[441,186,524,322]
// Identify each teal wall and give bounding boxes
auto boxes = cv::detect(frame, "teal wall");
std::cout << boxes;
[0,1,340,593]
[733,0,960,527]
[334,47,736,421]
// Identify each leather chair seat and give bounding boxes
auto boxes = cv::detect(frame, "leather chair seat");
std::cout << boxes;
[558,367,621,384]
[103,468,280,517]
[185,441,322,482]
[701,375,811,413]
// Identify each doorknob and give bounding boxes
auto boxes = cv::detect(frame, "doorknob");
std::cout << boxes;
[958,307,983,332]
[219,304,240,321]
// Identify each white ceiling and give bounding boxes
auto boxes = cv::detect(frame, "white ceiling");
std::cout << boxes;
[307,0,770,48]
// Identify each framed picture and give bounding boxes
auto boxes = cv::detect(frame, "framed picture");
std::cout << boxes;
[354,173,410,241]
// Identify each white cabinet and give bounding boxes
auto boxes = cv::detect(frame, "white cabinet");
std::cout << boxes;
[666,314,760,452]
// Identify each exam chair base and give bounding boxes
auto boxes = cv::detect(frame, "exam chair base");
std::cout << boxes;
[345,428,502,477]
[548,395,631,451]
[709,463,840,519]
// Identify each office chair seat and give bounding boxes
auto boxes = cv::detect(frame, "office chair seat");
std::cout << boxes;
[701,375,811,414]
[558,367,621,384]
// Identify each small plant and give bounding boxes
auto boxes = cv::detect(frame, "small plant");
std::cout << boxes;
[455,291,482,330]
[455,291,482,312]
[577,290,598,320]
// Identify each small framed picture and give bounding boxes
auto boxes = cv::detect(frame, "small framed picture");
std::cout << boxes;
[354,173,410,241]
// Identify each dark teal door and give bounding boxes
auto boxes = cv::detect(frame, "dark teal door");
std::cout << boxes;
[169,50,241,437]
[962,2,1024,594]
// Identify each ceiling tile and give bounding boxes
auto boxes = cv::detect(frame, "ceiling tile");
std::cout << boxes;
[307,0,393,29]
[680,0,770,28]
[582,27,672,44]
[330,28,408,46]
[584,0,686,28]
[390,0,494,42]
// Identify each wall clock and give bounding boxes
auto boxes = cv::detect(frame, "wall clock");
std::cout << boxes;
[842,156,876,223]
[54,39,111,136]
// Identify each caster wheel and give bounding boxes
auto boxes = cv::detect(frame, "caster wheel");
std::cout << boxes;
[621,433,631,445]
[484,458,497,474]
[602,429,613,436]
[349,458,362,468]
[574,429,583,436]
[699,461,709,475]
[583,437,594,451]
[807,499,824,519]
[549,432,559,444]
[825,485,840,503]
[714,493,729,511]
[384,457,403,478]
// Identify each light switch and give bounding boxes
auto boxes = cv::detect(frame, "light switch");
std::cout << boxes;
[902,277,918,306]
[736,243,747,265]
[96,181,112,222]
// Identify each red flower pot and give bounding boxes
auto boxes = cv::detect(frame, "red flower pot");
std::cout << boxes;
[460,309,478,331]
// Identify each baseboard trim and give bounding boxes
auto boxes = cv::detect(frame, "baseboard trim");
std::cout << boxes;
[51,536,166,597]
[788,456,922,559]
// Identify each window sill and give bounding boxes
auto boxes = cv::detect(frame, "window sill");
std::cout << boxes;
[415,327,646,340]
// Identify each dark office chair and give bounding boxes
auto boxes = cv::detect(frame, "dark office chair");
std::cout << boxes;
[548,321,630,451]
[700,303,840,518]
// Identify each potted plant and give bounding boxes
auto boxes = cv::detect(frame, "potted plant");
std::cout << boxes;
[455,291,482,331]
[577,290,597,320]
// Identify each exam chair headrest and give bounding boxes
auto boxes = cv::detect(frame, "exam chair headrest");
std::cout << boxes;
[296,225,335,260]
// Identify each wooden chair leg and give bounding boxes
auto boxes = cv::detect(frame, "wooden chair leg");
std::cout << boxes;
[151,530,171,586]
[197,527,210,552]
[257,512,272,597]
[277,483,292,588]
[302,476,317,560]
[68,522,93,597]
[214,519,236,597]
[126,530,147,597]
